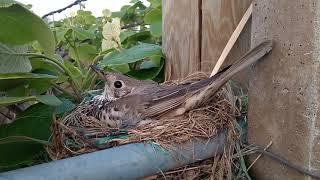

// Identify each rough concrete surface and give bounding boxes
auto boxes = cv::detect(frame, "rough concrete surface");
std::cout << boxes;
[248,0,320,179]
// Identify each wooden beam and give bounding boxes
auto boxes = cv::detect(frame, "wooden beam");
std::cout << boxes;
[162,0,201,81]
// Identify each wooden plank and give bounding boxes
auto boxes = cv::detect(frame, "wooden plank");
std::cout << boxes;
[162,0,200,81]
[201,0,252,76]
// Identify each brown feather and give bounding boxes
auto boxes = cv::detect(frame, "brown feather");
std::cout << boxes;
[141,40,273,117]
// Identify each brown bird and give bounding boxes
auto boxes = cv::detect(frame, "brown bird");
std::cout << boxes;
[90,40,273,128]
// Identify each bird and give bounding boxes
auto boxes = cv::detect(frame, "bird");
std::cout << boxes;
[90,40,273,128]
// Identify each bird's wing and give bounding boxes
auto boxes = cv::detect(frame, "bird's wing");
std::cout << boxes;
[143,40,273,117]
[138,68,230,117]
[180,40,273,114]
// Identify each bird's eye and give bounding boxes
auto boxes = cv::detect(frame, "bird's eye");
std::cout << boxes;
[114,80,123,88]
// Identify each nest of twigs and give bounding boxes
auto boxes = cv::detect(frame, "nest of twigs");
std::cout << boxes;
[47,72,244,180]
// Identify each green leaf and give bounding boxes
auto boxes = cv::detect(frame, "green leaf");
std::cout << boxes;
[56,97,75,117]
[111,11,124,18]
[110,64,130,74]
[0,73,57,92]
[0,0,16,8]
[82,72,96,91]
[121,31,152,47]
[0,103,53,170]
[0,96,35,106]
[0,136,49,145]
[144,8,162,23]
[0,73,57,80]
[127,59,164,80]
[28,79,52,94]
[63,60,82,90]
[149,22,162,37]
[147,0,161,8]
[99,47,117,56]
[0,2,55,56]
[54,27,72,44]
[69,44,98,62]
[120,31,137,42]
[6,84,29,97]
[0,43,32,73]
[100,43,162,66]
[30,57,61,74]
[55,75,69,83]
[130,0,140,3]
[72,27,95,40]
[35,95,62,106]
[0,95,61,106]
[0,73,57,91]
[64,60,83,80]
[144,9,162,37]
[74,10,97,25]
[140,55,161,69]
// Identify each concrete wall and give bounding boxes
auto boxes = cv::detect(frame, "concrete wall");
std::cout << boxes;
[248,0,320,179]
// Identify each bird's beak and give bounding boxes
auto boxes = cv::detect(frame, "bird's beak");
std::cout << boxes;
[90,65,106,80]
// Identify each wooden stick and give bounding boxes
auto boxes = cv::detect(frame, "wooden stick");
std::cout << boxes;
[210,3,253,77]
[247,140,273,170]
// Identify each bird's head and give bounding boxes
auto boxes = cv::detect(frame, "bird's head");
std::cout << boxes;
[90,65,140,100]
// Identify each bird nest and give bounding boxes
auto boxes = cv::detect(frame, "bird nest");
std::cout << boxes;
[47,72,243,179]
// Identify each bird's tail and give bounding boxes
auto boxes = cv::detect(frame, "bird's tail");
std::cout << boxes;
[182,40,273,113]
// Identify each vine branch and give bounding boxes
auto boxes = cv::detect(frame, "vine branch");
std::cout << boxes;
[42,0,88,19]
[121,20,144,29]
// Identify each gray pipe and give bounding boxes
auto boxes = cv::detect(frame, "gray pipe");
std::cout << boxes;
[0,132,226,180]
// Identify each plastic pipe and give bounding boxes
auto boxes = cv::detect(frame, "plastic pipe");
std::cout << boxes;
[0,132,226,180]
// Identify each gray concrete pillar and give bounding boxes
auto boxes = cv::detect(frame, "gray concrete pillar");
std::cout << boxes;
[249,0,320,179]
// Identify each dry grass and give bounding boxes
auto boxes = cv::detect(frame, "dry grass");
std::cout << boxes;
[47,72,246,179]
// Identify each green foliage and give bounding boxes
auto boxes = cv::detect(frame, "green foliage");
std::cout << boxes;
[69,44,98,62]
[127,58,164,80]
[0,0,163,170]
[0,73,57,98]
[0,1,55,56]
[0,95,62,106]
[34,95,62,106]
[0,99,75,171]
[144,9,162,37]
[0,104,53,170]
[0,43,32,73]
[100,43,162,65]
[0,73,57,80]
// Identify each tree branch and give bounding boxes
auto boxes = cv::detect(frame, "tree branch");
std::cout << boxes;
[121,20,144,29]
[42,0,88,19]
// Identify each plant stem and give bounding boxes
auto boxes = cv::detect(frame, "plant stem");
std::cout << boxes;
[29,57,64,73]
[70,44,82,69]
[69,32,82,69]
[82,54,103,90]
[3,52,82,99]
[51,82,78,100]
[121,20,144,29]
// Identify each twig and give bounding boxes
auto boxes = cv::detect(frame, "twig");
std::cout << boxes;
[121,20,144,29]
[247,141,272,170]
[0,111,12,120]
[42,0,88,19]
[210,3,253,76]
[51,82,78,100]
[251,144,320,179]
